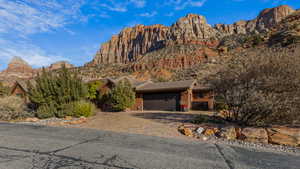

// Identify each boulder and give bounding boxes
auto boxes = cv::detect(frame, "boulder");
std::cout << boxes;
[267,126,300,147]
[203,128,219,136]
[64,116,73,121]
[182,128,193,137]
[220,126,237,140]
[241,127,268,144]
[204,128,216,136]
[25,117,39,122]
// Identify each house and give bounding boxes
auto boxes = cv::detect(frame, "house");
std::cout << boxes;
[133,80,214,111]
[100,77,214,112]
[10,81,28,101]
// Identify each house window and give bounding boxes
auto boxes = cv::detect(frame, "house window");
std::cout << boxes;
[197,92,204,98]
[16,93,24,97]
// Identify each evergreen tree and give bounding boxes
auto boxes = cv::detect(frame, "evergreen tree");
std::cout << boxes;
[28,65,88,116]
[108,80,135,111]
[87,80,103,100]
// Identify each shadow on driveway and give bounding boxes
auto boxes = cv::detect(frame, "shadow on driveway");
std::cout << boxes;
[132,112,201,124]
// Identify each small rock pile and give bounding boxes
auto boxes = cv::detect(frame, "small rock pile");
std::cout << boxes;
[178,124,300,153]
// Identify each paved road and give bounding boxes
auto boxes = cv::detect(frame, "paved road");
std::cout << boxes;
[0,123,299,169]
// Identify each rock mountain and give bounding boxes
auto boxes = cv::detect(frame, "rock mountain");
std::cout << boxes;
[87,5,296,66]
[0,57,74,85]
[1,5,299,84]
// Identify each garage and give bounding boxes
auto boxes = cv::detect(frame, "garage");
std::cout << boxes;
[191,102,209,110]
[143,92,180,111]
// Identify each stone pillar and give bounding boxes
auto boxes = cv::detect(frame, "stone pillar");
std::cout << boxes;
[180,89,192,112]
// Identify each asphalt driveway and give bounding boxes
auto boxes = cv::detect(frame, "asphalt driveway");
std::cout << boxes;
[0,122,299,169]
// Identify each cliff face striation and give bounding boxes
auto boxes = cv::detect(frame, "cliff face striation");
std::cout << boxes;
[88,5,296,66]
[88,24,169,66]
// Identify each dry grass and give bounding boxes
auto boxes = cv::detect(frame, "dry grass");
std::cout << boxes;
[0,96,32,121]
[0,96,25,112]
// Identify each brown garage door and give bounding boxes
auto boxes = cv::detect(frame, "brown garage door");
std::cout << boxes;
[143,92,180,111]
[192,102,209,110]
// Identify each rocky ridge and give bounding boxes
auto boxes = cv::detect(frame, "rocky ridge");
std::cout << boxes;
[0,57,74,86]
[88,5,296,67]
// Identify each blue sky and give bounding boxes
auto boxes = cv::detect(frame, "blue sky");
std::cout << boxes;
[0,0,299,70]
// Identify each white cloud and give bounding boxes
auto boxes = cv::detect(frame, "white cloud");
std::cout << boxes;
[100,3,127,12]
[0,0,86,35]
[139,11,158,17]
[0,39,66,68]
[130,0,146,8]
[0,0,87,68]
[167,0,207,10]
[100,0,146,12]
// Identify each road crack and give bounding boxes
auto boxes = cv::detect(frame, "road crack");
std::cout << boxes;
[214,144,235,169]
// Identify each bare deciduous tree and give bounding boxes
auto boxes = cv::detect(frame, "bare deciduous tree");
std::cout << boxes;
[208,46,300,126]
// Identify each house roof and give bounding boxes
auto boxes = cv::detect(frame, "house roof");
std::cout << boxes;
[11,81,28,94]
[106,76,147,88]
[136,79,197,92]
[193,85,212,91]
[12,79,36,93]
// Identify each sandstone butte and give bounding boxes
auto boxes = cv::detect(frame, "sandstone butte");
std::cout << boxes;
[87,5,295,67]
[0,5,298,81]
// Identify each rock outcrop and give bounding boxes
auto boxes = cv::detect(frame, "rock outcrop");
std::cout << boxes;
[0,57,35,85]
[48,61,74,70]
[256,5,295,31]
[168,14,220,43]
[88,5,296,66]
[87,24,169,66]
[215,5,295,35]
[0,57,75,86]
[2,56,34,74]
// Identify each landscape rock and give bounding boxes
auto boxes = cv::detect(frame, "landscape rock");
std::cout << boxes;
[178,126,194,137]
[241,127,268,144]
[64,116,73,121]
[219,126,237,140]
[267,126,300,147]
[203,128,218,136]
[25,117,39,123]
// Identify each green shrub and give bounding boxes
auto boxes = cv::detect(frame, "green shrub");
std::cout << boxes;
[87,80,103,100]
[72,100,96,117]
[56,103,74,118]
[28,65,88,118]
[60,100,96,118]
[36,103,56,119]
[108,80,135,111]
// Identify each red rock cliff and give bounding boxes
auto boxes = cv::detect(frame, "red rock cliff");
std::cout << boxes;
[88,5,296,66]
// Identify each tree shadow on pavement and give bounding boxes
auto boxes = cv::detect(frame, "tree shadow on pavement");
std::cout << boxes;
[132,112,201,124]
